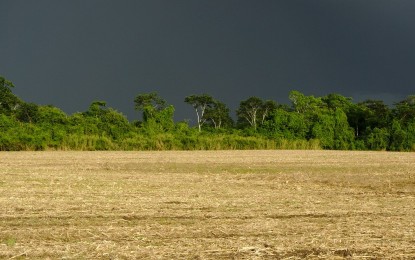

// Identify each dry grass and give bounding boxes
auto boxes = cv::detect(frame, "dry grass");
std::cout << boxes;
[0,150,414,259]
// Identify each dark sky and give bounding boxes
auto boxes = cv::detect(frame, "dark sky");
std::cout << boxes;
[1,0,415,121]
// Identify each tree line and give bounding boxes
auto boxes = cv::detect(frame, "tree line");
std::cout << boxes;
[1,75,414,151]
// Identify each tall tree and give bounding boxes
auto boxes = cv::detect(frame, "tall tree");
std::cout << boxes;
[142,105,175,134]
[347,104,365,138]
[184,94,215,132]
[332,109,355,150]
[37,105,68,125]
[204,100,233,129]
[361,100,391,128]
[394,95,415,123]
[265,108,308,139]
[0,76,21,115]
[236,97,263,130]
[86,101,107,118]
[389,119,406,151]
[236,97,277,130]
[82,101,131,139]
[289,90,325,114]
[260,100,278,125]
[15,102,40,123]
[311,112,335,149]
[322,93,353,112]
[134,92,166,111]
[348,100,391,138]
[134,92,167,121]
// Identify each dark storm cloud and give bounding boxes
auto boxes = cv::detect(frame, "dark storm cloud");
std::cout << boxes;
[1,0,415,121]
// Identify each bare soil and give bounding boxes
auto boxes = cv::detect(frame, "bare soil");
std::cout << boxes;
[0,150,414,259]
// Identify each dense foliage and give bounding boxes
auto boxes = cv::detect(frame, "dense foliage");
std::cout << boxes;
[1,76,414,151]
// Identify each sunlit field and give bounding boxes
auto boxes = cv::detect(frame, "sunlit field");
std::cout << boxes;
[1,151,414,259]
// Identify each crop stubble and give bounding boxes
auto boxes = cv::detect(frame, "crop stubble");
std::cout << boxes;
[0,150,414,259]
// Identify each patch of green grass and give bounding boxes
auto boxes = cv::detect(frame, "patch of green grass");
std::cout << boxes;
[4,237,16,247]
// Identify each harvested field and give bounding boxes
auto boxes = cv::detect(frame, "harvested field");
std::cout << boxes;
[0,150,415,259]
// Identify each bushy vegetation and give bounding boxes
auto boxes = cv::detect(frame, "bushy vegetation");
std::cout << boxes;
[1,75,414,151]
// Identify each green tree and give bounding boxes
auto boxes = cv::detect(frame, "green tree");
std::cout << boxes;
[311,113,335,149]
[84,101,131,139]
[0,76,21,115]
[134,92,167,121]
[70,112,99,136]
[405,119,415,151]
[36,105,69,149]
[347,100,391,141]
[237,97,262,129]
[264,108,308,139]
[389,119,406,151]
[259,100,278,125]
[310,108,354,149]
[394,95,415,123]
[15,102,40,123]
[133,93,175,134]
[204,100,233,129]
[37,105,68,125]
[366,127,389,151]
[322,93,353,113]
[142,105,175,134]
[360,100,391,128]
[134,92,166,111]
[237,97,275,130]
[347,104,365,138]
[332,109,355,150]
[289,90,325,114]
[86,101,108,118]
[0,114,18,150]
[184,94,215,132]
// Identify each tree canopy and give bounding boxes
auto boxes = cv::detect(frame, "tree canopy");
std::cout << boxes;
[184,94,215,132]
[1,75,414,151]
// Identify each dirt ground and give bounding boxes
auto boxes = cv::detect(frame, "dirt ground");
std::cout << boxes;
[0,150,414,259]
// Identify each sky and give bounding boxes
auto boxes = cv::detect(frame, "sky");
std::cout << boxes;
[1,0,415,122]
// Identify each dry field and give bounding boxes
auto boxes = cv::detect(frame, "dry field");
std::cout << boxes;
[0,150,414,259]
